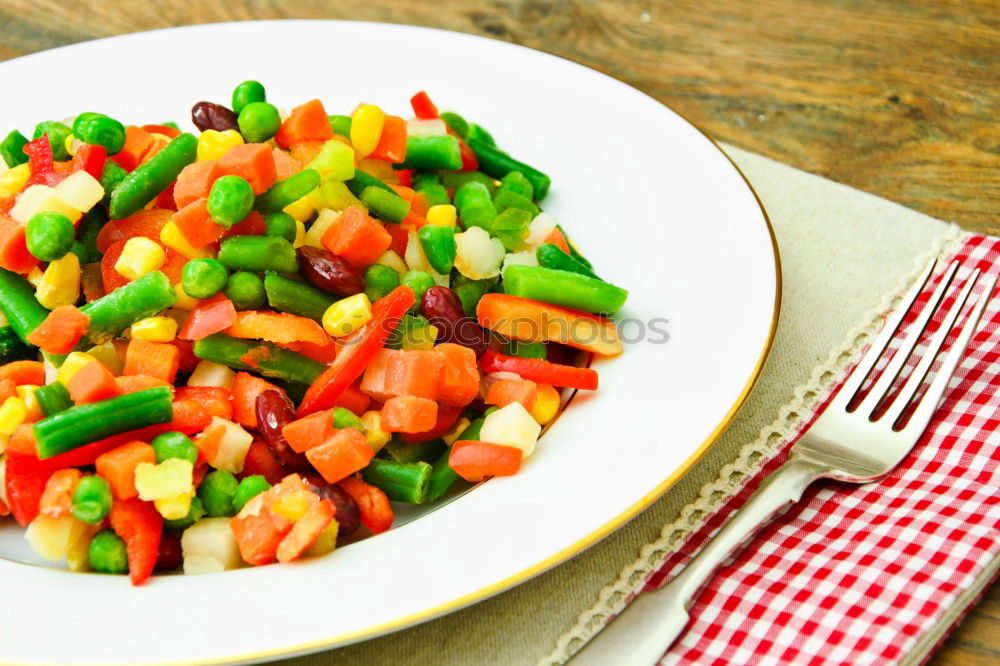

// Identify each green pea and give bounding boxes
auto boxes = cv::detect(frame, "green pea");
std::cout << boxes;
[232,80,266,115]
[71,476,113,525]
[264,212,297,243]
[181,258,229,299]
[207,175,254,228]
[400,271,435,310]
[32,121,72,161]
[72,113,126,155]
[232,475,271,513]
[333,407,365,432]
[1,130,29,167]
[99,161,128,206]
[151,431,198,464]
[163,495,205,531]
[224,271,266,310]
[89,529,128,574]
[237,102,281,143]
[363,264,400,302]
[26,212,75,261]
[198,469,239,517]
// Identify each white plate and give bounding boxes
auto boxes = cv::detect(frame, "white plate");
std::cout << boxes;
[0,20,779,665]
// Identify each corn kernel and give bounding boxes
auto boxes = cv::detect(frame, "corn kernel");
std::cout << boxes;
[0,433,8,454]
[322,293,373,338]
[360,411,391,453]
[293,219,307,248]
[130,316,178,342]
[272,491,311,521]
[0,397,27,435]
[134,459,194,501]
[9,184,82,224]
[57,351,98,385]
[115,236,165,280]
[426,204,457,227]
[402,323,438,351]
[171,282,200,311]
[350,104,385,158]
[375,250,408,275]
[443,417,472,446]
[64,133,78,157]
[53,171,104,212]
[35,253,81,309]
[26,267,44,287]
[16,385,40,418]
[155,492,194,520]
[188,361,236,390]
[283,193,317,222]
[530,384,561,425]
[85,342,123,375]
[0,163,31,198]
[197,129,243,162]
[160,220,211,260]
[303,209,341,248]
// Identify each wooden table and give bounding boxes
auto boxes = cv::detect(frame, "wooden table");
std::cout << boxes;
[1,1,997,663]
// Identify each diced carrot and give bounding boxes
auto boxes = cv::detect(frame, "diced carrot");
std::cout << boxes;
[282,410,335,453]
[335,382,371,416]
[230,474,307,565]
[194,423,226,463]
[448,440,522,482]
[384,350,443,400]
[321,205,392,270]
[67,360,121,404]
[276,498,335,563]
[240,439,288,485]
[403,404,463,444]
[217,143,277,195]
[368,115,407,163]
[169,399,212,433]
[435,343,480,407]
[0,361,45,386]
[305,429,373,484]
[277,338,339,364]
[38,468,82,518]
[223,310,330,348]
[380,395,438,433]
[26,305,90,354]
[221,210,267,237]
[96,208,173,254]
[0,379,16,403]
[172,198,224,248]
[174,386,233,420]
[178,295,237,341]
[544,226,572,254]
[173,160,221,209]
[230,372,280,428]
[123,338,180,384]
[288,140,325,166]
[485,378,538,410]
[338,476,393,534]
[159,247,187,284]
[274,99,334,149]
[0,215,38,274]
[272,148,300,180]
[115,374,171,394]
[95,441,156,500]
[359,349,399,402]
[389,185,428,228]
[110,126,156,172]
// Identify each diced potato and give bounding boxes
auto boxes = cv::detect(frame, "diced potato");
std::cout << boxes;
[183,555,226,575]
[52,171,104,212]
[502,250,539,272]
[25,514,88,562]
[66,523,100,572]
[135,459,194,501]
[375,250,408,275]
[479,402,542,458]
[155,492,194,520]
[9,184,82,224]
[188,361,236,390]
[181,517,242,572]
[205,417,254,473]
[454,227,505,280]
[525,212,559,246]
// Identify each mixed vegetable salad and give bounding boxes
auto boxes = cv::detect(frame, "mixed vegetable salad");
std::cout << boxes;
[0,83,628,584]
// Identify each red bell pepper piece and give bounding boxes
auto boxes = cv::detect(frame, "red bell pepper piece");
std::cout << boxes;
[110,497,163,585]
[23,136,54,186]
[478,350,599,390]
[395,169,413,188]
[71,144,107,181]
[410,91,439,119]
[338,476,393,534]
[4,425,54,526]
[444,127,479,171]
[178,295,237,341]
[297,286,415,416]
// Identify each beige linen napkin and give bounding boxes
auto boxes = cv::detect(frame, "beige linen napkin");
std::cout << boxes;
[278,144,962,666]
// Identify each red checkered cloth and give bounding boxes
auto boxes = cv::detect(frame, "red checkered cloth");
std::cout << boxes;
[642,234,1000,665]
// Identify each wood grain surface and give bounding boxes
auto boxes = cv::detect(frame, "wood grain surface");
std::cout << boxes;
[0,1,997,663]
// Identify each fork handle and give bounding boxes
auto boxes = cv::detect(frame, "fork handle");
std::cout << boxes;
[572,456,832,666]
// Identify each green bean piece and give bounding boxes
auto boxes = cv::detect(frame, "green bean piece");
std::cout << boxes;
[263,273,336,322]
[232,80,266,115]
[207,175,254,228]
[502,264,628,315]
[415,182,451,207]
[75,209,106,264]
[503,339,548,360]
[98,161,128,206]
[344,169,394,198]
[80,271,177,344]
[217,235,298,273]
[224,271,266,310]
[333,407,365,432]
[33,387,174,459]
[0,326,36,364]
[384,438,445,465]
[439,111,469,139]
[385,314,432,350]
[493,190,539,217]
[363,264,400,303]
[26,212,75,261]
[264,212,297,243]
[400,271,435,308]
[198,469,239,517]
[426,416,485,502]
[193,334,324,385]
[361,459,433,503]
[32,121,72,161]
[417,224,456,274]
[254,168,320,214]
[0,267,49,343]
[181,258,229,299]
[1,130,29,167]
[328,115,352,137]
[151,432,198,464]
[442,171,496,194]
[397,136,462,170]
[491,208,533,252]
[163,496,205,531]
[71,475,113,525]
[450,274,494,316]
[360,185,410,224]
[467,138,550,201]
[466,123,495,146]
[453,182,496,231]
[557,224,594,269]
[496,171,534,200]
[536,243,601,280]
[72,112,127,155]
[237,102,282,143]
[109,133,197,219]
[34,381,73,416]
[410,171,441,189]
[89,529,128,574]
[232,475,271,513]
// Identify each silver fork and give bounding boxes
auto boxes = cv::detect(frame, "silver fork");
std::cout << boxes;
[573,258,996,666]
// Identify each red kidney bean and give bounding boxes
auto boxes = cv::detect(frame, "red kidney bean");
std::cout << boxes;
[155,531,183,571]
[191,101,239,133]
[305,476,362,536]
[421,286,490,356]
[296,247,365,296]
[255,389,311,474]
